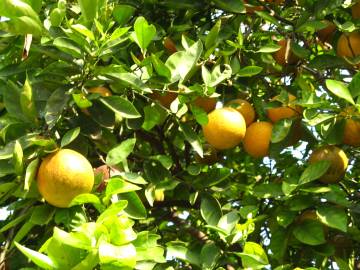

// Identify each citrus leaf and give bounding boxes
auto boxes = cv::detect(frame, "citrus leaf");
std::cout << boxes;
[61,127,80,148]
[325,80,355,105]
[100,96,141,118]
[316,206,348,232]
[106,138,136,166]
[299,160,331,185]
[15,242,59,269]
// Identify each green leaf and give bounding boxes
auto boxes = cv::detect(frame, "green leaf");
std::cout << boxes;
[97,200,128,223]
[71,24,95,41]
[299,160,331,185]
[212,0,245,13]
[104,177,141,204]
[325,80,355,105]
[20,75,38,124]
[191,105,208,126]
[203,64,232,87]
[61,127,81,148]
[237,66,263,77]
[166,242,201,266]
[118,192,147,219]
[217,211,239,235]
[53,227,92,250]
[179,122,203,157]
[131,16,156,54]
[142,105,162,131]
[205,20,221,49]
[72,250,99,270]
[99,241,136,268]
[53,37,83,58]
[106,138,136,166]
[271,119,293,143]
[12,140,23,175]
[257,44,281,53]
[349,71,360,98]
[69,194,104,212]
[113,4,136,26]
[151,54,171,79]
[0,0,42,35]
[316,206,347,232]
[45,89,70,129]
[77,0,99,22]
[166,40,203,83]
[293,220,326,245]
[200,242,220,269]
[100,96,141,118]
[0,212,29,233]
[15,242,59,269]
[102,72,152,93]
[237,242,269,269]
[30,205,55,225]
[252,183,283,199]
[23,158,38,190]
[200,194,222,226]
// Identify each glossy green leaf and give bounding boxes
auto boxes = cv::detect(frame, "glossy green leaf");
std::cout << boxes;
[299,160,331,185]
[14,242,59,269]
[212,0,245,13]
[20,75,38,124]
[316,206,347,232]
[205,20,221,49]
[113,4,136,26]
[237,242,269,269]
[106,138,136,166]
[13,140,23,175]
[24,158,38,190]
[99,241,136,268]
[179,122,203,157]
[131,16,156,54]
[237,66,263,77]
[325,80,355,105]
[293,220,326,245]
[200,194,222,226]
[61,127,81,148]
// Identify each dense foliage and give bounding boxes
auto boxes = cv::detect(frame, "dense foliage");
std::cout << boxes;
[0,0,360,269]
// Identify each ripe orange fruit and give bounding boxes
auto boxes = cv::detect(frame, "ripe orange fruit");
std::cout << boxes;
[163,37,177,54]
[337,32,360,59]
[226,99,256,126]
[308,145,348,184]
[243,121,273,158]
[150,92,178,109]
[267,93,302,123]
[193,96,217,113]
[273,39,298,66]
[317,20,336,43]
[88,86,112,97]
[352,1,360,19]
[202,107,246,150]
[343,119,360,146]
[37,149,94,208]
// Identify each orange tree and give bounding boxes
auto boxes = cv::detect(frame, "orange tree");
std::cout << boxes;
[1,0,360,269]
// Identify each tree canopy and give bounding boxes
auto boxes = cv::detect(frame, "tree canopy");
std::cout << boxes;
[0,0,360,269]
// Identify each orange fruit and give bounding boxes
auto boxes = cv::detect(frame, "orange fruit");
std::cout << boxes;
[193,96,217,113]
[273,39,298,66]
[163,37,177,54]
[202,107,246,150]
[352,1,360,19]
[226,99,256,126]
[150,92,178,109]
[343,118,360,146]
[317,20,336,43]
[88,86,112,97]
[267,93,302,123]
[37,149,94,208]
[308,145,348,184]
[337,32,360,59]
[243,121,273,158]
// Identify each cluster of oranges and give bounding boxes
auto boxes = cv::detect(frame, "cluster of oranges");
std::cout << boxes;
[201,93,301,158]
